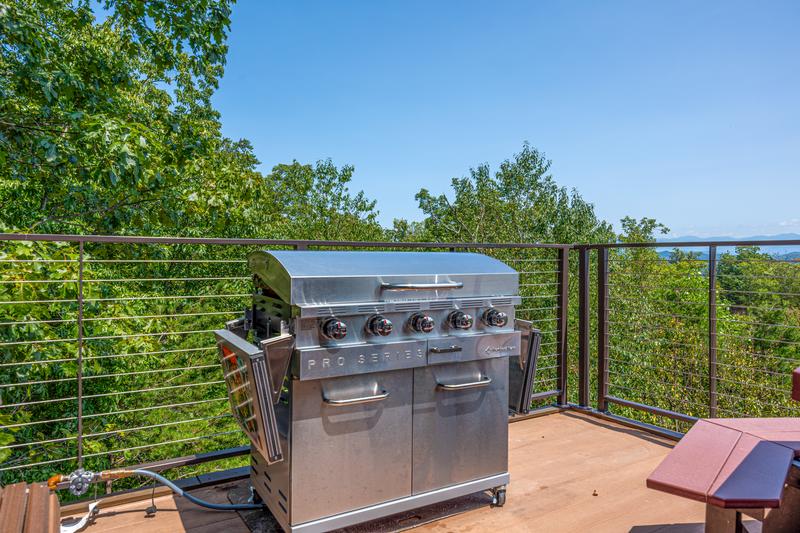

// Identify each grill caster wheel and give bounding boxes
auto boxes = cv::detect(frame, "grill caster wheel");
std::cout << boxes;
[491,488,506,507]
[249,486,263,505]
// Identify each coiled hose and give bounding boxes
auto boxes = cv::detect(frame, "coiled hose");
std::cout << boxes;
[131,469,263,511]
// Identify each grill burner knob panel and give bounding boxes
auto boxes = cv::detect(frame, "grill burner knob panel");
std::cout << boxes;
[409,313,435,333]
[482,308,508,328]
[366,315,394,336]
[448,311,474,330]
[321,318,348,340]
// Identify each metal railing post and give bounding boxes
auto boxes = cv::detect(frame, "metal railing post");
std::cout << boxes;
[556,248,569,406]
[708,245,718,418]
[76,240,85,468]
[597,247,609,412]
[578,247,590,407]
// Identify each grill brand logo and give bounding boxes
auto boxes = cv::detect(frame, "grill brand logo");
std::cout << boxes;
[301,343,426,378]
[484,344,518,354]
[356,348,424,365]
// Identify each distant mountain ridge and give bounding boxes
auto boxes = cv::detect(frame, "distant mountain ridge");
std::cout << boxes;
[654,234,800,261]
[660,233,800,244]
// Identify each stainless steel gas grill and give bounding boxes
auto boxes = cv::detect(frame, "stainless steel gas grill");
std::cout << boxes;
[215,251,523,532]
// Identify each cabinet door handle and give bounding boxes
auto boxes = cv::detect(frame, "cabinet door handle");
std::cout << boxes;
[429,345,462,354]
[436,376,492,391]
[323,390,389,406]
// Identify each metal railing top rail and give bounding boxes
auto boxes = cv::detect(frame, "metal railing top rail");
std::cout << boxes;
[578,238,800,249]
[0,233,571,249]
[4,232,800,249]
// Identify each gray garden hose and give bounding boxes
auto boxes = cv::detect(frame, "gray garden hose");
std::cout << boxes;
[131,469,263,511]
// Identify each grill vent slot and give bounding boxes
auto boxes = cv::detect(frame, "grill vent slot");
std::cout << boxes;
[461,299,485,307]
[394,302,421,312]
[315,306,349,316]
[357,304,385,314]
[491,298,513,306]
[430,301,454,310]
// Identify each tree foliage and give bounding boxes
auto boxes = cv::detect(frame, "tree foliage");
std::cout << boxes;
[0,0,238,233]
[402,143,614,245]
[0,1,383,240]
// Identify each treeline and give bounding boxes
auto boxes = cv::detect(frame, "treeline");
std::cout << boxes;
[1,2,613,246]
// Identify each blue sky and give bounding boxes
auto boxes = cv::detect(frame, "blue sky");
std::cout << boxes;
[212,0,799,237]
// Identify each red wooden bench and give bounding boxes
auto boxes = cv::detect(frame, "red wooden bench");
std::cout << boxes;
[647,367,800,532]
[0,482,61,533]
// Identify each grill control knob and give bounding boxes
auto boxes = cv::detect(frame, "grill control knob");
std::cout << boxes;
[366,315,394,336]
[448,311,473,330]
[409,314,435,333]
[482,308,508,328]
[321,318,347,340]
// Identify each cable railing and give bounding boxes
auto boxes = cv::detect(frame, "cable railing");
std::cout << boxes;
[577,239,800,436]
[0,233,570,489]
[3,232,799,491]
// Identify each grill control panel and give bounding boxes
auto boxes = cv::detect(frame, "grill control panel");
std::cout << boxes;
[304,305,516,350]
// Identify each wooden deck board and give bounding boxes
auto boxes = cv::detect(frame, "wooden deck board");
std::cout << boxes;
[63,411,706,532]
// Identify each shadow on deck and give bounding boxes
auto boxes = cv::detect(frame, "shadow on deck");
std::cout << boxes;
[62,412,708,533]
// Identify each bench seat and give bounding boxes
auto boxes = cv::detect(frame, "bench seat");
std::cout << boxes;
[793,367,800,402]
[647,418,800,509]
[0,482,60,533]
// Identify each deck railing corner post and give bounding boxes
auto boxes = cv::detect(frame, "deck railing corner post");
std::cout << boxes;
[597,247,609,412]
[708,245,718,418]
[578,247,590,407]
[556,247,570,406]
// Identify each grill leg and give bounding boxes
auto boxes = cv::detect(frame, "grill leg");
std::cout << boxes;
[705,504,743,533]
[249,485,263,505]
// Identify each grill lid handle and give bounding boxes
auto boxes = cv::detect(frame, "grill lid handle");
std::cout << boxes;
[380,281,463,291]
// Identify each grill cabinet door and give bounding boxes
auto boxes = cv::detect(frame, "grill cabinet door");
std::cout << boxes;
[289,369,413,524]
[412,357,509,494]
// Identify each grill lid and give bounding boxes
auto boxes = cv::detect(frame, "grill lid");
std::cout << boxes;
[248,251,518,307]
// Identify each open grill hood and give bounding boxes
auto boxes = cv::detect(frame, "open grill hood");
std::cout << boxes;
[247,250,519,307]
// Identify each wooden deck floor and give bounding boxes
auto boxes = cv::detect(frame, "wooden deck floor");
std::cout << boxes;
[63,411,706,533]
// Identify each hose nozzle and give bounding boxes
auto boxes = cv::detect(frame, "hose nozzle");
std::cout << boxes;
[47,474,67,491]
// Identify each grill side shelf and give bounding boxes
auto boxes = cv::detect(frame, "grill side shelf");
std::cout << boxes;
[215,329,285,465]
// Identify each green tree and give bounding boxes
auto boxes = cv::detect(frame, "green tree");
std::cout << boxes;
[0,0,234,233]
[618,216,669,244]
[404,143,614,245]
